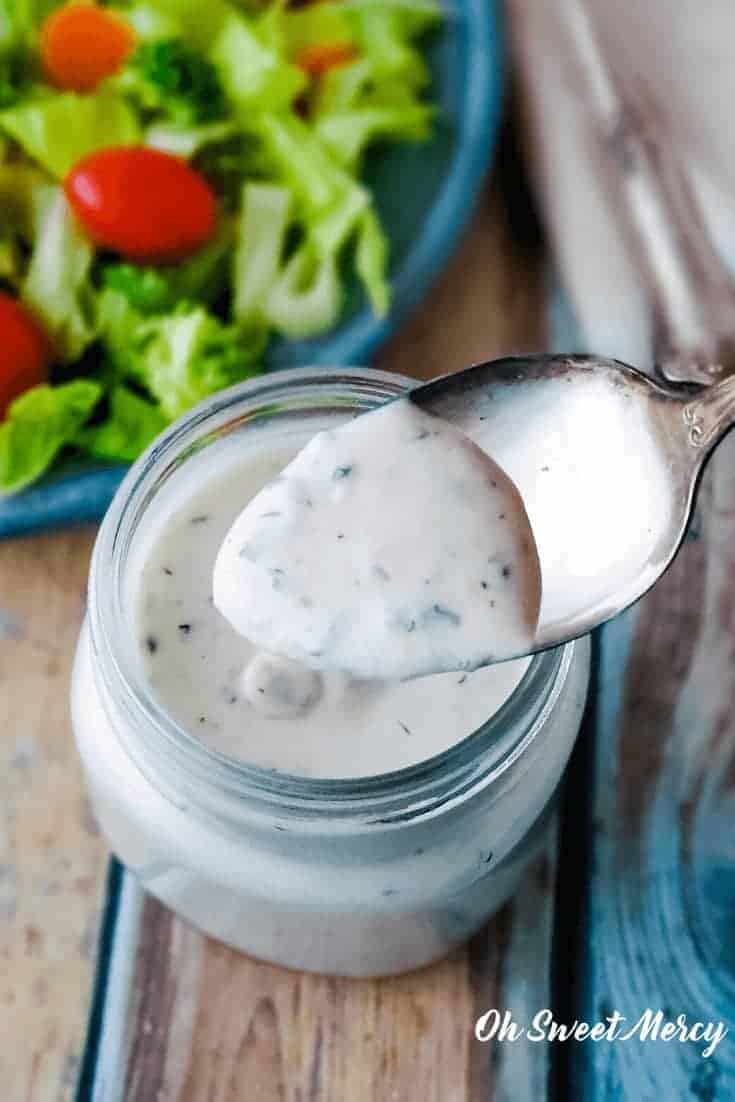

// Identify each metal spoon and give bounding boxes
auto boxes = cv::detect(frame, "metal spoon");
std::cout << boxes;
[410,353,735,654]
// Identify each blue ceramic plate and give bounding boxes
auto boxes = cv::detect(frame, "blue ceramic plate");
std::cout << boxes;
[1,0,504,540]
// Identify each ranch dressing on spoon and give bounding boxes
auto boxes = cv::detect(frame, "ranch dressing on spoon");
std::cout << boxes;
[213,399,541,682]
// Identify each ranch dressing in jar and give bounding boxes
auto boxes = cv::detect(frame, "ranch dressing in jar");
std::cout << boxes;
[71,369,590,975]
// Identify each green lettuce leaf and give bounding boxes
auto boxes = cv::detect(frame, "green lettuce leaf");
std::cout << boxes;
[355,207,389,316]
[311,57,374,115]
[0,49,29,109]
[77,384,166,462]
[166,227,234,305]
[0,379,101,494]
[352,0,441,37]
[0,0,61,51]
[211,11,305,116]
[0,235,19,280]
[112,2,181,42]
[122,0,230,50]
[315,102,432,172]
[133,305,265,419]
[256,113,369,253]
[0,89,140,178]
[95,289,265,419]
[120,37,227,126]
[95,286,145,379]
[145,118,234,157]
[232,181,291,324]
[265,245,341,339]
[102,264,174,315]
[22,189,96,360]
[280,3,354,54]
[192,129,269,210]
[101,226,233,316]
[348,4,433,84]
[0,162,54,288]
[255,114,396,319]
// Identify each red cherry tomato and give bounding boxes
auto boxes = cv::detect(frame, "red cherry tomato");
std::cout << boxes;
[40,3,136,93]
[64,147,217,263]
[0,293,50,418]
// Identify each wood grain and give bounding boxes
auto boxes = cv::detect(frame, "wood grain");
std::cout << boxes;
[527,4,735,1096]
[0,528,107,1102]
[379,182,545,381]
[1,178,549,1102]
[116,844,556,1102]
[561,444,735,1101]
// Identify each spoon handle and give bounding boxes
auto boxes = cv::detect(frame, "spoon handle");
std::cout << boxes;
[681,376,735,452]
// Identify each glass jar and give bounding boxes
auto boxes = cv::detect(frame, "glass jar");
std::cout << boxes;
[71,368,590,978]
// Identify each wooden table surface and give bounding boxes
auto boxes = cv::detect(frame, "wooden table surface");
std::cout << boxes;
[5,165,735,1102]
[0,179,548,1102]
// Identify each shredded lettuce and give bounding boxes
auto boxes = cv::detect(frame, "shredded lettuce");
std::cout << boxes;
[254,111,373,273]
[102,263,175,315]
[133,305,265,420]
[113,2,181,42]
[0,379,101,493]
[0,161,54,248]
[211,12,305,116]
[95,286,146,379]
[192,129,265,208]
[352,0,442,38]
[0,0,439,489]
[315,103,432,173]
[311,57,375,116]
[22,188,96,360]
[265,245,342,339]
[125,0,231,50]
[95,287,266,419]
[145,118,234,157]
[77,384,166,462]
[280,3,353,55]
[121,37,228,125]
[0,235,19,280]
[355,207,389,317]
[0,0,60,51]
[101,227,233,314]
[256,112,352,219]
[0,49,28,108]
[232,182,291,324]
[253,114,384,310]
[0,89,140,178]
[349,4,434,85]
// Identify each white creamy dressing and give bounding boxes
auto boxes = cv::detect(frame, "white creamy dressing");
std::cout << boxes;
[135,425,531,778]
[213,399,541,681]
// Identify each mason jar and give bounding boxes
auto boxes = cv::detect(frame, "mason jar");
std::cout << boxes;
[71,368,591,977]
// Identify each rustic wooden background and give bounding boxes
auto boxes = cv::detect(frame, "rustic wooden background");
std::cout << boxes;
[5,9,735,1083]
[0,170,554,1102]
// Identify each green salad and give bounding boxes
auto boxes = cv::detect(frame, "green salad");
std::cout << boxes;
[0,0,440,493]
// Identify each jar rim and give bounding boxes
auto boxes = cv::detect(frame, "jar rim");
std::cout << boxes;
[88,366,576,823]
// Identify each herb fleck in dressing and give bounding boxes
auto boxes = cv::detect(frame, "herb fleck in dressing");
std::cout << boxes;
[136,439,530,778]
[213,399,542,681]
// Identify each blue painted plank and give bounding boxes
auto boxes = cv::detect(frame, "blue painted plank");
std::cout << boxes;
[550,300,735,1099]
[569,468,735,1100]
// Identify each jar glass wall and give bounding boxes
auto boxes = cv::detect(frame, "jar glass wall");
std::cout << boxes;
[71,368,591,977]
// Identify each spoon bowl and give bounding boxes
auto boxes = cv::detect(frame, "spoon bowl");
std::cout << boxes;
[410,355,735,653]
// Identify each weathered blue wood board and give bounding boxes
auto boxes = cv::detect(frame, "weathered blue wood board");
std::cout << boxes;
[533,0,735,1092]
[563,448,735,1100]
